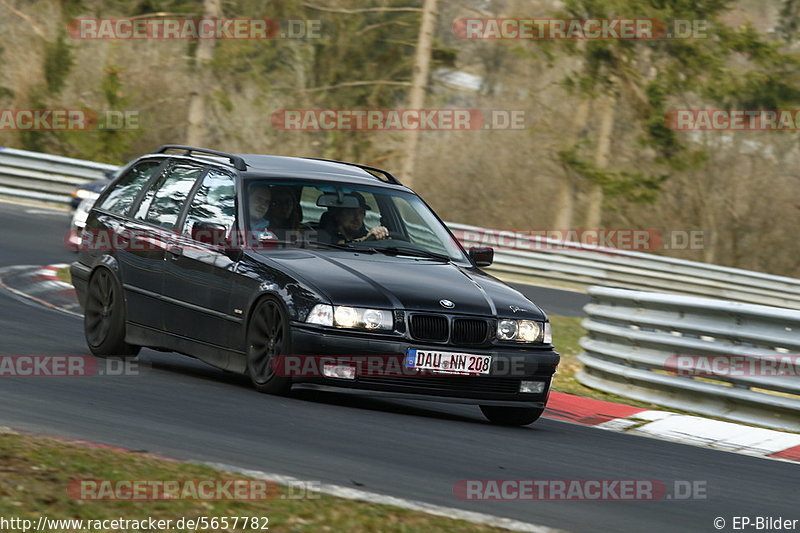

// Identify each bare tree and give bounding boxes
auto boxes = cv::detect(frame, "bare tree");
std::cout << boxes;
[584,86,616,228]
[400,0,437,188]
[186,0,221,146]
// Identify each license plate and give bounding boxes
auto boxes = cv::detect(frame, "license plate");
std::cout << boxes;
[406,349,492,375]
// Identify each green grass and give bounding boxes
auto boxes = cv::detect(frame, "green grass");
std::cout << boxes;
[0,432,513,533]
[56,266,72,284]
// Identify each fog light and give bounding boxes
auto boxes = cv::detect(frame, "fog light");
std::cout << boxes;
[323,363,356,380]
[519,380,545,393]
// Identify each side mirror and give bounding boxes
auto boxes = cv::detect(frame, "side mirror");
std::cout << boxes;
[469,246,494,267]
[191,221,228,246]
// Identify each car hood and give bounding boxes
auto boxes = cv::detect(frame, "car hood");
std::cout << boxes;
[261,250,546,320]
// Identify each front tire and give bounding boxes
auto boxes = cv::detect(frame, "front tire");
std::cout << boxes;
[84,268,140,358]
[480,405,544,426]
[246,297,292,395]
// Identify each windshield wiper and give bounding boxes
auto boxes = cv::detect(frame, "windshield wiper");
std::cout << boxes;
[374,246,451,262]
[305,240,378,253]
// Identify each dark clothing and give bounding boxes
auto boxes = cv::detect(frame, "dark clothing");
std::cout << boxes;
[318,215,367,244]
[335,226,368,243]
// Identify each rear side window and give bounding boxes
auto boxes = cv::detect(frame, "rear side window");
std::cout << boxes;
[182,170,236,235]
[134,162,206,229]
[97,160,162,215]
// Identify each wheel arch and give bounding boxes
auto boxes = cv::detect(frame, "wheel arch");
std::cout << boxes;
[87,257,130,318]
[92,253,120,275]
[243,289,292,335]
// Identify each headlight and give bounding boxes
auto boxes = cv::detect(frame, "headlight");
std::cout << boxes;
[517,320,540,342]
[334,306,359,328]
[362,309,388,330]
[497,319,545,343]
[543,321,552,344]
[497,320,518,340]
[72,189,99,200]
[307,304,392,331]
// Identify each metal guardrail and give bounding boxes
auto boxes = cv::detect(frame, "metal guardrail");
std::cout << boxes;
[0,147,116,204]
[451,223,800,309]
[577,286,800,431]
[2,147,800,310]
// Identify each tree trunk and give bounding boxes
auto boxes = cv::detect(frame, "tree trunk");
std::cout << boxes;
[585,89,616,228]
[399,0,437,188]
[554,98,590,229]
[186,0,221,146]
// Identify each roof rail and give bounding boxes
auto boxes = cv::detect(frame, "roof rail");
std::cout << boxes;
[155,145,247,171]
[302,158,402,185]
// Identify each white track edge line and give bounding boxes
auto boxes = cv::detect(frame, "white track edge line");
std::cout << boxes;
[203,462,566,533]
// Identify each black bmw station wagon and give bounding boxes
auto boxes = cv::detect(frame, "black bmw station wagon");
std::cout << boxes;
[71,145,559,426]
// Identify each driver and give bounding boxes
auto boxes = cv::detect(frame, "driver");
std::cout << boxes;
[328,192,389,244]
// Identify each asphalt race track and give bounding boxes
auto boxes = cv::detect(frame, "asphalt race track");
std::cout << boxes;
[0,201,795,533]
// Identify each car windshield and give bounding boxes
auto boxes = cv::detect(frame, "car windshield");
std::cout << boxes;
[244,179,467,262]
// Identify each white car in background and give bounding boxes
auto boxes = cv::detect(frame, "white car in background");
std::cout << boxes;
[66,196,98,250]
[66,171,117,250]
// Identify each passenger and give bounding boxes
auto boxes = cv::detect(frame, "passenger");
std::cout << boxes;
[325,192,389,244]
[248,185,272,232]
[266,187,302,240]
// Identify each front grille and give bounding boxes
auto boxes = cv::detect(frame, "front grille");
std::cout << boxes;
[410,314,448,342]
[358,376,521,394]
[452,318,489,345]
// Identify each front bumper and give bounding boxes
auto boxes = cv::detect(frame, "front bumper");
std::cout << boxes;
[289,324,559,407]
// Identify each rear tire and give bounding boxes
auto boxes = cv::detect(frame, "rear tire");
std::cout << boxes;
[480,405,544,426]
[246,297,293,395]
[83,268,140,358]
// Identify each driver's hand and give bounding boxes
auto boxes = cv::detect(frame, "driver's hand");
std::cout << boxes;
[368,226,389,240]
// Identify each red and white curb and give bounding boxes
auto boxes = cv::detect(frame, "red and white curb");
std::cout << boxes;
[32,263,71,281]
[545,392,800,464]
[0,263,81,317]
